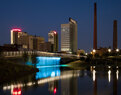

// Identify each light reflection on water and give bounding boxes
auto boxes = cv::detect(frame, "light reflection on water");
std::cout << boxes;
[2,66,121,95]
[1,57,121,95]
[36,67,61,79]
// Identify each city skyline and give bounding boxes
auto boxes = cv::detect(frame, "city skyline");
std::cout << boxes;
[0,0,121,52]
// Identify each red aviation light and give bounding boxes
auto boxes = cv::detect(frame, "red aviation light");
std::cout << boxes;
[53,31,57,34]
[11,28,22,32]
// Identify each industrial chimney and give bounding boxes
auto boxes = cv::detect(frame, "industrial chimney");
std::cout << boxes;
[113,20,118,50]
[93,3,97,50]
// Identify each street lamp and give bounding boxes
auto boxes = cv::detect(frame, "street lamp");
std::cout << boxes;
[92,49,96,58]
[108,49,111,53]
[116,49,119,52]
[93,49,96,53]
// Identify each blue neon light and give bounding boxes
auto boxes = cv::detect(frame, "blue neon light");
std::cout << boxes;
[26,56,63,79]
[36,57,61,66]
[36,67,61,79]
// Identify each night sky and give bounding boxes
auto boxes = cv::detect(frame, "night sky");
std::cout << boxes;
[0,0,121,52]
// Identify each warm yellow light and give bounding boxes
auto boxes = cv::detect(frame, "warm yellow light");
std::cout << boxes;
[108,49,111,53]
[116,49,119,52]
[93,70,96,81]
[85,53,88,55]
[108,70,111,82]
[93,49,96,53]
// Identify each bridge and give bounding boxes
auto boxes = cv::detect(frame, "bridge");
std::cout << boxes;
[3,51,85,58]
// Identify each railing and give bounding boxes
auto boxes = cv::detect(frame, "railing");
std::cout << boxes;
[3,51,80,58]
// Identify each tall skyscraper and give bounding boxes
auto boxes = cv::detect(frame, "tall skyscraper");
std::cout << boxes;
[48,31,58,52]
[11,28,22,44]
[93,3,97,50]
[113,20,118,50]
[61,18,77,54]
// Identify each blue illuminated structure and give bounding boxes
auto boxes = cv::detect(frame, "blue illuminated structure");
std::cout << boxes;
[35,57,61,79]
[26,56,64,79]
[36,67,61,79]
[36,57,61,66]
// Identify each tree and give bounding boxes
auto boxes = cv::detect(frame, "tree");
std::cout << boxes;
[94,53,100,58]
[22,52,29,64]
[31,54,38,67]
[0,50,4,59]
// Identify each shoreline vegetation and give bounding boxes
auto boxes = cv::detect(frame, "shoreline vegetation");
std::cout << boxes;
[66,55,121,70]
[0,55,38,84]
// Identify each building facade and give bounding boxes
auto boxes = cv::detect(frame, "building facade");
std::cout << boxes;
[40,42,52,52]
[11,29,22,44]
[10,28,44,51]
[61,18,77,54]
[48,31,58,52]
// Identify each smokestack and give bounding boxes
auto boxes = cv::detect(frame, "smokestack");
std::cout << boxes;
[93,3,97,50]
[113,20,117,50]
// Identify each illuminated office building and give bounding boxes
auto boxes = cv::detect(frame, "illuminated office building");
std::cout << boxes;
[11,28,22,44]
[10,28,44,50]
[48,31,58,52]
[61,18,77,54]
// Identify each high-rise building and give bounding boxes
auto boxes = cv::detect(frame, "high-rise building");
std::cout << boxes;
[93,3,97,50]
[33,36,44,50]
[113,20,118,50]
[18,32,29,49]
[61,18,77,54]
[40,42,52,52]
[10,28,45,50]
[11,28,22,44]
[48,31,58,52]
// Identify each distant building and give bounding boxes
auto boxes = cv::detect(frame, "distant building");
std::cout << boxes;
[10,28,45,51]
[0,44,22,51]
[61,18,77,54]
[11,29,22,44]
[48,31,58,52]
[33,36,45,51]
[18,32,29,49]
[40,42,52,52]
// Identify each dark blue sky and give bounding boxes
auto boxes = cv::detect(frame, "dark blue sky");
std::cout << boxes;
[0,0,121,52]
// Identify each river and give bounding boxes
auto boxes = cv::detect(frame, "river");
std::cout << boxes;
[0,57,121,95]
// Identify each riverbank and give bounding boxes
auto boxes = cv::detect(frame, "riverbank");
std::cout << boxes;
[67,57,121,70]
[0,59,38,84]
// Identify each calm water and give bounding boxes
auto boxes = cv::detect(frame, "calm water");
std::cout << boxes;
[0,57,121,95]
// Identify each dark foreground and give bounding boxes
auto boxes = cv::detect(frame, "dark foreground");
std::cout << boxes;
[0,59,38,84]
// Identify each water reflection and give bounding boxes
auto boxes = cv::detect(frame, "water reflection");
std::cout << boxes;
[36,67,60,79]
[1,56,121,95]
[108,70,111,82]
[93,70,96,81]
[12,87,21,95]
[116,70,119,80]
